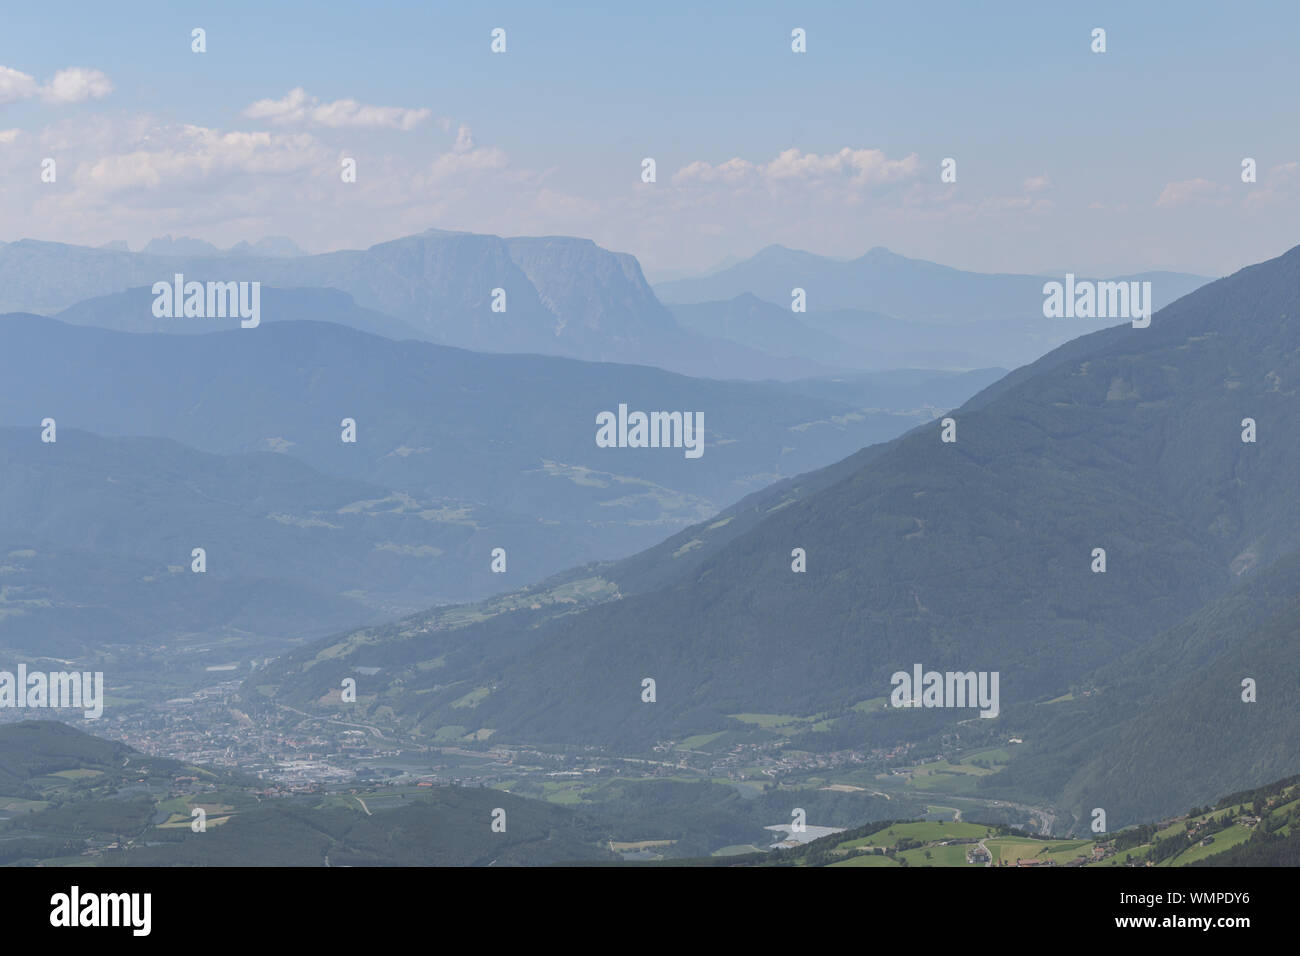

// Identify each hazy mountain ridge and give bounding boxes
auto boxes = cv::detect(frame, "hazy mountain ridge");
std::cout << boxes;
[670,293,1125,371]
[256,242,1300,819]
[0,312,992,655]
[140,235,307,258]
[56,285,426,340]
[1,231,1209,379]
[0,233,834,380]
[654,243,1212,321]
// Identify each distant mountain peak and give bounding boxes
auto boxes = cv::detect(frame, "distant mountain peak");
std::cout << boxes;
[141,234,306,258]
[416,227,474,239]
[228,236,307,258]
[141,235,224,257]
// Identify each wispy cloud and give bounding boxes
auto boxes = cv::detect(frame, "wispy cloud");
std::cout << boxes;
[68,124,324,196]
[0,65,112,104]
[1156,177,1229,207]
[1023,173,1052,193]
[243,87,431,131]
[0,66,38,104]
[1244,161,1300,208]
[674,147,920,191]
[41,68,114,104]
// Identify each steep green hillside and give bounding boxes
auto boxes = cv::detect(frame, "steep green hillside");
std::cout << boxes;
[0,721,145,793]
[0,427,501,653]
[107,790,612,867]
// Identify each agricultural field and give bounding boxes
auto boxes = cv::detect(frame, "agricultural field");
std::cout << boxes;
[755,780,1300,868]
[984,837,1092,866]
[838,820,993,848]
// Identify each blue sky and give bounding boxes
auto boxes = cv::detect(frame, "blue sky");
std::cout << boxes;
[2,1,1298,277]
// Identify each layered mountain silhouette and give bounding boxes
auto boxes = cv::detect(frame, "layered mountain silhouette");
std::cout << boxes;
[0,231,1209,378]
[0,312,984,654]
[56,285,425,340]
[256,242,1300,826]
[139,235,307,258]
[0,232,831,379]
[655,243,1210,320]
[670,293,1104,371]
[660,247,1214,371]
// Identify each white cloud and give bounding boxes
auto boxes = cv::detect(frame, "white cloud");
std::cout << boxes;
[424,144,508,182]
[0,66,39,104]
[1156,177,1228,207]
[1244,161,1299,208]
[0,107,528,252]
[244,87,431,130]
[242,87,311,123]
[534,188,600,219]
[0,128,21,145]
[1023,173,1052,193]
[40,68,114,104]
[672,157,755,185]
[73,124,326,193]
[0,65,112,104]
[765,147,918,186]
[673,147,919,191]
[453,123,475,153]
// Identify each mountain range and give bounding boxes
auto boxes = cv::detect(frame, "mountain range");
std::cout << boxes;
[253,241,1300,826]
[0,311,989,657]
[0,232,828,379]
[1,222,1290,830]
[661,247,1213,371]
[0,232,1211,378]
[655,243,1210,320]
